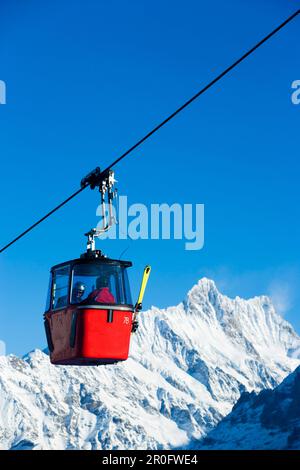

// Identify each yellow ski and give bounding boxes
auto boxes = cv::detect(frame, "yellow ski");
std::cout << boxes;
[136,265,151,309]
[132,265,151,332]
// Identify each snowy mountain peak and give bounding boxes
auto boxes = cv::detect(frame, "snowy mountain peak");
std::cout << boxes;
[184,278,300,362]
[0,278,299,450]
[187,277,218,301]
[193,277,218,292]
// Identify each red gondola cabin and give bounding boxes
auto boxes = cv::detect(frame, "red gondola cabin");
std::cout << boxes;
[44,250,134,366]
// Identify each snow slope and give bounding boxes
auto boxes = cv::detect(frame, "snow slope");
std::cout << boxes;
[0,278,299,450]
[197,365,300,450]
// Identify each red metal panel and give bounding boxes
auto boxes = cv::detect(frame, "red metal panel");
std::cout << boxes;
[46,307,133,366]
[79,309,133,360]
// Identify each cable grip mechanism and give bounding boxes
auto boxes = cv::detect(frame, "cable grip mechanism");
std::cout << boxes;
[82,167,118,254]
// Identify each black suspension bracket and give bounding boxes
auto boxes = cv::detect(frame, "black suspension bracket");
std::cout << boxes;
[81,167,106,190]
[81,168,117,201]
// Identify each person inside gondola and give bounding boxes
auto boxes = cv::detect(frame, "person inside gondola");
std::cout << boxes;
[88,275,116,304]
[71,281,86,304]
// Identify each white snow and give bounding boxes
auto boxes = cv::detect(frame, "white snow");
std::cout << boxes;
[0,277,299,450]
[198,366,300,450]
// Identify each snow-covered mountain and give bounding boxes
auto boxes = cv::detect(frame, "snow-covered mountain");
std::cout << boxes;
[0,278,299,450]
[197,365,300,450]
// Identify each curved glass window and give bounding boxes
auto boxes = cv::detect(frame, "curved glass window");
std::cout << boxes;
[71,263,132,306]
[51,265,71,310]
[45,273,52,311]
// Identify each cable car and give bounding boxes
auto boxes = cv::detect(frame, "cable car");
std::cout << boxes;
[43,169,151,366]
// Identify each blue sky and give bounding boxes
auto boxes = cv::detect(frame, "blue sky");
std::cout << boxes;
[0,0,299,356]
